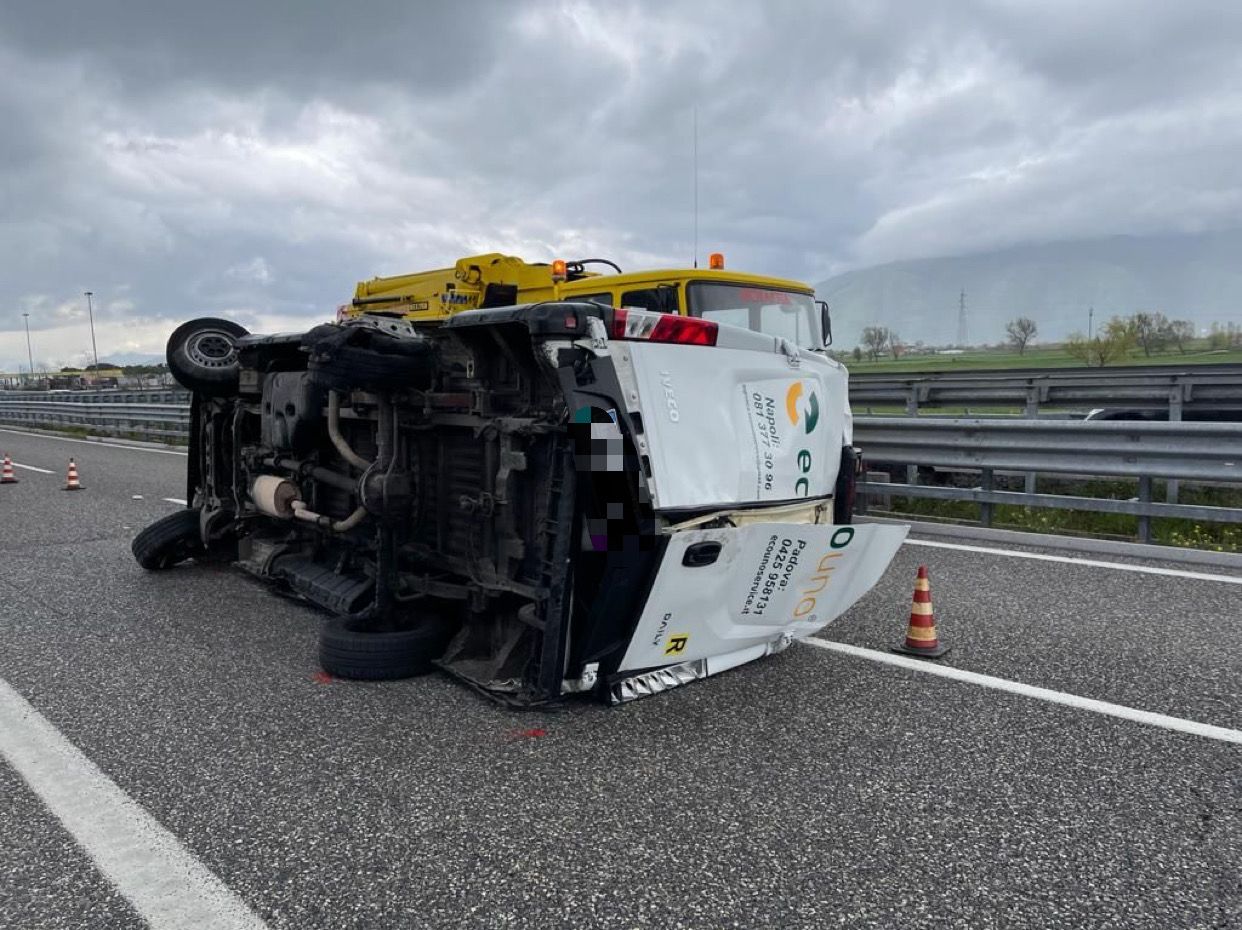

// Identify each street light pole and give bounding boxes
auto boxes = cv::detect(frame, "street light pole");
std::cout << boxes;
[1088,306,1094,341]
[84,290,99,375]
[22,312,34,386]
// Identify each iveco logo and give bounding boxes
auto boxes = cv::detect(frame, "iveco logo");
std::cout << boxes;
[659,371,680,422]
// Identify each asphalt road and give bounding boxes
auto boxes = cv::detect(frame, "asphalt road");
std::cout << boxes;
[1,427,1239,930]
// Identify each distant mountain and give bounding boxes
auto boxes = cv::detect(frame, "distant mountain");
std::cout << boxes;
[817,229,1242,348]
[96,352,165,367]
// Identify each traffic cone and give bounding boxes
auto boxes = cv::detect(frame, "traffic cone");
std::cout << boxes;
[892,565,949,658]
[64,458,82,491]
[0,454,17,484]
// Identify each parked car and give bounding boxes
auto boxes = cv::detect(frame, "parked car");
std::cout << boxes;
[1084,407,1242,422]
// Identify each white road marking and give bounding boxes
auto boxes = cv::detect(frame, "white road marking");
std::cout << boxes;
[0,428,187,456]
[163,498,188,506]
[905,538,1242,585]
[804,638,1242,746]
[0,677,269,930]
[12,462,55,474]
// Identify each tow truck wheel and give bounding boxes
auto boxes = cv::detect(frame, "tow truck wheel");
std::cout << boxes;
[317,617,453,681]
[166,317,249,396]
[132,510,205,570]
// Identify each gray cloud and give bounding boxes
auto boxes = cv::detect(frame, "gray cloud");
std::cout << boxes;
[2,0,1240,366]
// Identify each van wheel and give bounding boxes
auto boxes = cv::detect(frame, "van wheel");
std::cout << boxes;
[318,617,452,681]
[167,317,249,396]
[132,510,205,570]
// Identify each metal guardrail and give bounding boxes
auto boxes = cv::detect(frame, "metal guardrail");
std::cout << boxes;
[0,388,190,405]
[0,399,190,440]
[853,417,1242,482]
[2,394,1239,543]
[849,365,1242,415]
[853,416,1242,541]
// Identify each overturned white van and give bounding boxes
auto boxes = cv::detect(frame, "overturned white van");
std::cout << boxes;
[133,302,905,704]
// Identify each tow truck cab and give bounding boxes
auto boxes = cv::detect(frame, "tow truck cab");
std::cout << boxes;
[347,253,834,354]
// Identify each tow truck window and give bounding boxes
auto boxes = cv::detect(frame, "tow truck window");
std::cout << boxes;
[687,283,820,349]
[621,286,678,314]
[571,293,613,306]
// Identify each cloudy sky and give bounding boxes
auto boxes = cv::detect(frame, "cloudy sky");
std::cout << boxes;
[2,0,1241,368]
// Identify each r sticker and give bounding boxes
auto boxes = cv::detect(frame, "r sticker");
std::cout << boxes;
[664,634,689,656]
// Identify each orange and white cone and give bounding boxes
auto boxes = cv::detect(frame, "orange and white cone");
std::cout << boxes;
[64,458,82,491]
[892,565,949,658]
[0,454,17,484]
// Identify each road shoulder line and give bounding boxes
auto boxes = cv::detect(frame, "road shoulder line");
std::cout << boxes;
[804,638,1242,745]
[0,427,187,456]
[903,538,1242,584]
[0,676,269,930]
[861,514,1242,571]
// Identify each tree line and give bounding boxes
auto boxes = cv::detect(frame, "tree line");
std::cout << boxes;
[851,311,1240,366]
[1063,312,1198,366]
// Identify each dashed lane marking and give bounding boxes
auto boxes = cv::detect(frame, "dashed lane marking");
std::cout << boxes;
[905,538,1242,585]
[163,498,188,506]
[13,462,55,474]
[0,677,270,929]
[804,638,1242,746]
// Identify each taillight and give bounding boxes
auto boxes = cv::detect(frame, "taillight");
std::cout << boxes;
[611,308,718,346]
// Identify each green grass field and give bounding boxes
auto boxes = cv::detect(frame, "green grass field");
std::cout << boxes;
[840,342,1242,373]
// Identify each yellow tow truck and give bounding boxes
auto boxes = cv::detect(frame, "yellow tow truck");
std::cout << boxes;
[345,252,832,350]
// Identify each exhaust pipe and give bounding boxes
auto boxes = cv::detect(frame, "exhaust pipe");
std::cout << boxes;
[251,475,300,519]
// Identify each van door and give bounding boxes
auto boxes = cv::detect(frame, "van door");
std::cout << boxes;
[615,521,908,674]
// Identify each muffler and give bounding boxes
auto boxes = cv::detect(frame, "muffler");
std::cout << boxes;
[251,475,301,519]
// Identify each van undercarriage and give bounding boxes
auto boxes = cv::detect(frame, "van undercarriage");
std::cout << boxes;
[136,303,901,705]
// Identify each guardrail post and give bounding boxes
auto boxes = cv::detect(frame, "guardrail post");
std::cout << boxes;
[862,470,890,512]
[1166,388,1182,504]
[980,468,994,527]
[1137,475,1153,543]
[905,386,918,486]
[1023,389,1039,494]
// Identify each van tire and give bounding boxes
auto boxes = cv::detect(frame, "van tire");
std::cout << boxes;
[132,509,205,570]
[318,618,451,681]
[167,317,249,396]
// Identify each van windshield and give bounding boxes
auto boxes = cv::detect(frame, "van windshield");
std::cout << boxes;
[687,282,821,349]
